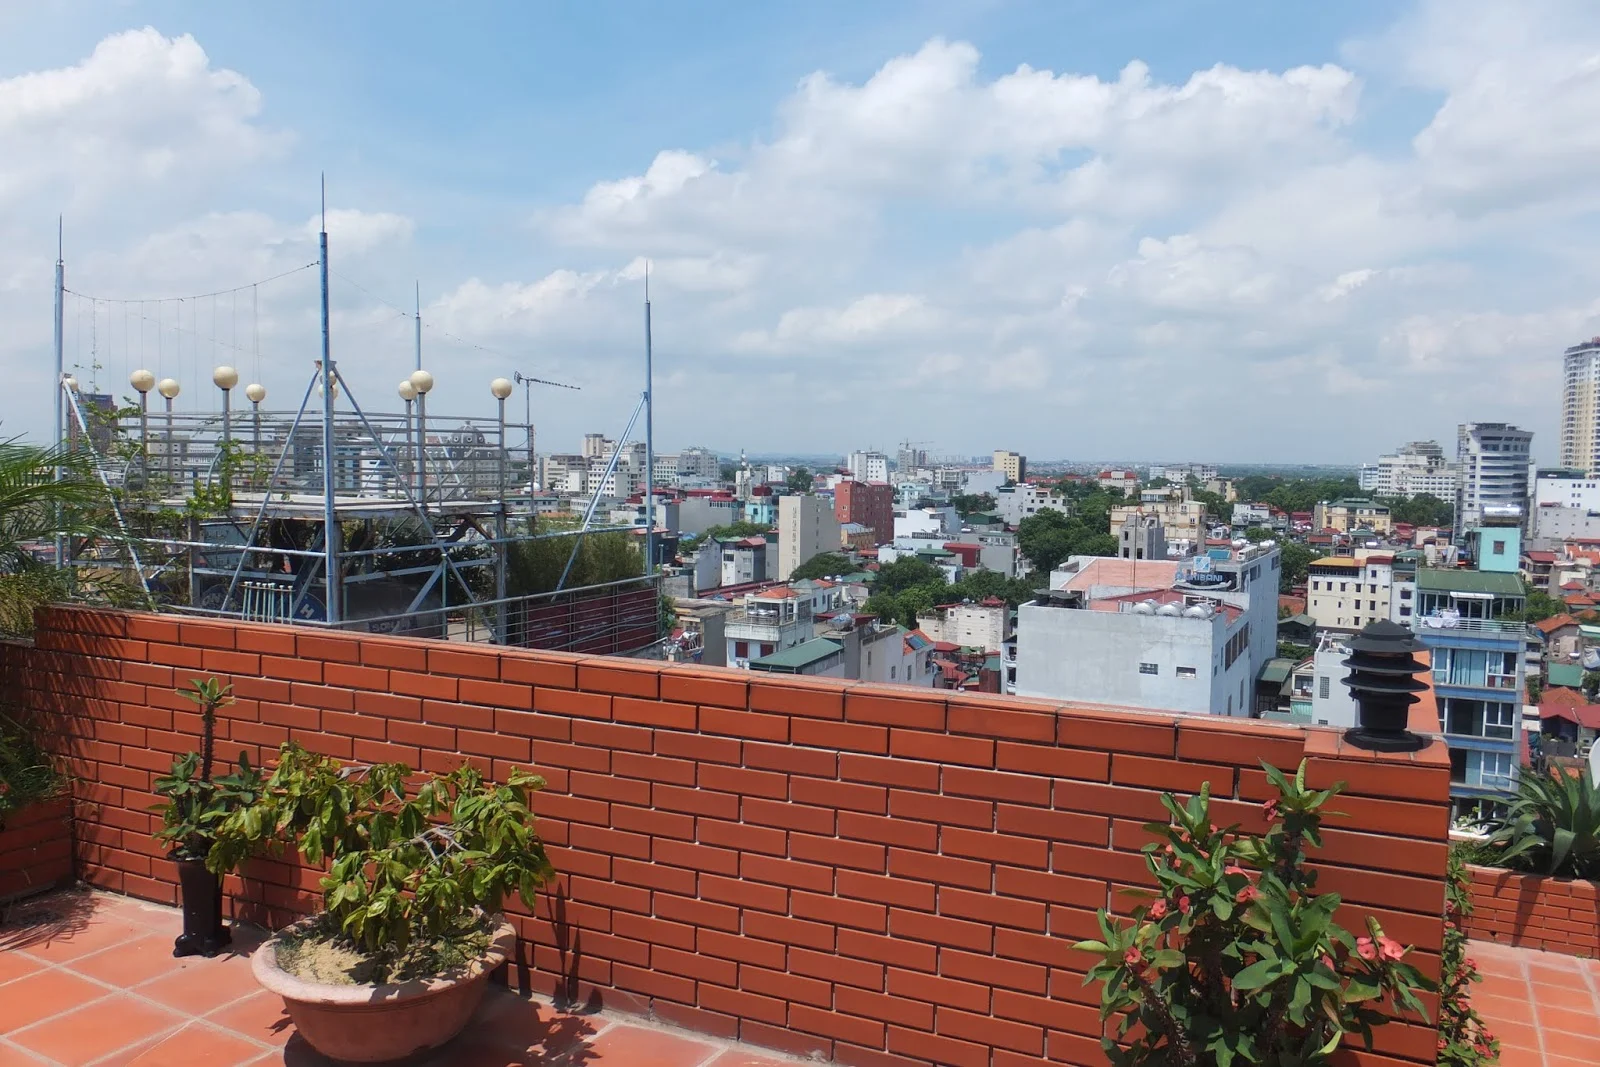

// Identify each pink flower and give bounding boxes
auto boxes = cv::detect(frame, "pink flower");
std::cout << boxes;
[1235,885,1261,904]
[1124,947,1144,967]
[1177,896,1191,914]
[1356,937,1377,961]
[1444,920,1456,931]
[1320,954,1335,971]
[1261,799,1280,821]
[1224,864,1246,876]
[1377,936,1404,962]
[1149,900,1168,919]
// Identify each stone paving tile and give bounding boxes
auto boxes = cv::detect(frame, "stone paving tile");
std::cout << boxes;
[1,890,814,1067]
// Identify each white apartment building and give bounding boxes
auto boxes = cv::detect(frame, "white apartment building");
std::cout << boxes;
[582,434,614,460]
[679,446,721,481]
[1561,337,1600,475]
[1358,441,1457,498]
[994,484,1070,526]
[1014,545,1281,716]
[777,495,839,580]
[1149,464,1218,483]
[1530,471,1600,543]
[993,450,1026,483]
[725,588,814,668]
[848,451,890,483]
[541,453,588,494]
[915,600,1009,653]
[716,536,772,586]
[1305,553,1394,632]
[1456,422,1533,537]
[894,506,958,540]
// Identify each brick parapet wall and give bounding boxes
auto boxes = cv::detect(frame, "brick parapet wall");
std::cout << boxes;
[1462,863,1600,957]
[1,607,1450,1067]
[0,796,74,902]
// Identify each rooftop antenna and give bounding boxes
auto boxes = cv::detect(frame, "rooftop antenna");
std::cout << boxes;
[643,260,655,579]
[512,371,580,479]
[52,216,65,566]
[318,173,341,623]
[414,280,422,373]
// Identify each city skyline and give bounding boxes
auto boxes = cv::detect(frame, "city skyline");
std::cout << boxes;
[2,1,1598,460]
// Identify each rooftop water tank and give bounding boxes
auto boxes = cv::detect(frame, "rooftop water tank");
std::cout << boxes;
[1133,600,1156,615]
[1157,602,1182,617]
[1183,604,1211,618]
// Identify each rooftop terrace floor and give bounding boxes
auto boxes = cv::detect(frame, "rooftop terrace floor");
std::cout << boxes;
[0,890,802,1067]
[1468,938,1600,1066]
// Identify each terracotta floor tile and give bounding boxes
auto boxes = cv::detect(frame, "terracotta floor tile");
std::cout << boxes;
[576,1024,718,1067]
[469,989,609,1058]
[1543,1027,1600,1058]
[136,954,264,1015]
[1493,1048,1547,1067]
[18,918,154,965]
[1486,1017,1543,1051]
[1475,991,1537,1025]
[9,994,184,1066]
[205,992,295,1048]
[0,1039,53,1067]
[69,935,189,989]
[122,1022,266,1067]
[0,952,44,987]
[0,969,111,1034]
[1538,1002,1600,1037]
[1526,977,1600,1012]
[704,1052,803,1066]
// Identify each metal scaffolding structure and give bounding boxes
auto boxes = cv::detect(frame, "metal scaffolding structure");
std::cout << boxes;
[48,199,666,656]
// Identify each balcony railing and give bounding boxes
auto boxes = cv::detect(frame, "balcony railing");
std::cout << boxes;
[1412,615,1527,637]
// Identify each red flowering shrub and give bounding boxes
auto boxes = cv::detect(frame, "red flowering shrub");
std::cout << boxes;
[1075,761,1432,1066]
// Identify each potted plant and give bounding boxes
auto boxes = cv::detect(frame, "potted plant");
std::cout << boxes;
[1073,761,1432,1065]
[1487,763,1600,877]
[152,678,264,958]
[208,742,556,1063]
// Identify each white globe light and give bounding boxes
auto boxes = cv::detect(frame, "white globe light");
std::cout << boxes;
[212,365,239,390]
[398,380,417,402]
[157,378,181,400]
[244,383,267,404]
[316,380,341,398]
[408,369,434,394]
[129,369,156,393]
[489,377,514,399]
[62,375,78,392]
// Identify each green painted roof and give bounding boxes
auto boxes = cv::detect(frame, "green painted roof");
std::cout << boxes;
[749,637,844,670]
[1413,568,1525,596]
[1259,659,1295,685]
[1548,663,1585,689]
[1278,613,1317,629]
[1581,624,1600,641]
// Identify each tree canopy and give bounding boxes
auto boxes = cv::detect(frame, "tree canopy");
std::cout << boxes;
[680,520,772,553]
[1380,492,1454,528]
[788,552,860,582]
[786,468,814,493]
[950,493,996,518]
[863,562,1041,630]
[1016,508,1117,574]
[1277,542,1315,594]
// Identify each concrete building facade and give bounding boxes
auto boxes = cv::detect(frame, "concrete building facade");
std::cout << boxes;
[777,495,839,580]
[1560,337,1600,475]
[1456,422,1533,538]
[992,450,1026,483]
[1312,499,1393,535]
[994,484,1070,526]
[1358,441,1458,498]
[915,601,1009,653]
[848,451,890,484]
[1305,554,1394,632]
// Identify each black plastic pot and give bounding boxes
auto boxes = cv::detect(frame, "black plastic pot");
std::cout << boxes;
[171,852,231,958]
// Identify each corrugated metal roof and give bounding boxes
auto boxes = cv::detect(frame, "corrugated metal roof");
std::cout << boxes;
[749,637,844,669]
[1413,568,1525,595]
[1259,658,1294,685]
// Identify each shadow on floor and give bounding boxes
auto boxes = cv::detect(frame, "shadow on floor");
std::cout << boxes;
[0,884,97,952]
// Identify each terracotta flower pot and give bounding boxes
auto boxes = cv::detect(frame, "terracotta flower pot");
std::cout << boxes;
[251,915,517,1063]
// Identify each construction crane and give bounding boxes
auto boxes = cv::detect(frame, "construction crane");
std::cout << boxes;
[513,371,580,482]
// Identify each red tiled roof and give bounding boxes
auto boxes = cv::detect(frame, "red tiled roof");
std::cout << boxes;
[1525,550,1557,563]
[1561,581,1584,591]
[1540,700,1600,731]
[1534,613,1580,635]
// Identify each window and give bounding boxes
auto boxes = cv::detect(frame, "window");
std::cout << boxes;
[735,641,749,659]
[890,666,897,680]
[1493,541,1506,555]
[1176,666,1197,679]
[1477,751,1514,788]
[1139,662,1159,675]
[1318,676,1330,699]
[1484,702,1516,739]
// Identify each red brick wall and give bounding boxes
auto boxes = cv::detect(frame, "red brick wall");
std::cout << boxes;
[2,607,1450,1067]
[1462,863,1600,957]
[0,797,73,902]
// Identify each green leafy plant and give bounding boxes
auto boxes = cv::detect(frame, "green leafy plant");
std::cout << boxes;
[152,679,264,859]
[0,711,63,827]
[209,743,556,962]
[1074,761,1432,1067]
[1487,764,1600,879]
[1438,846,1498,1065]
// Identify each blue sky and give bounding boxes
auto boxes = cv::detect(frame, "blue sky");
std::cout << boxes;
[2,1,1598,463]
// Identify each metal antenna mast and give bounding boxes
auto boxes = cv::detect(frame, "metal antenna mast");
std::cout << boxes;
[414,280,422,373]
[319,174,341,624]
[512,371,580,481]
[644,263,655,577]
[53,217,65,566]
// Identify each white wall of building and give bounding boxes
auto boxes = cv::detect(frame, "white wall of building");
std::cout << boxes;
[995,484,1070,526]
[848,451,890,483]
[894,507,957,539]
[1456,422,1532,535]
[917,603,1007,652]
[778,496,839,580]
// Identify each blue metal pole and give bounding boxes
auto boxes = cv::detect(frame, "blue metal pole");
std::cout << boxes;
[53,219,64,566]
[319,183,341,625]
[644,275,655,576]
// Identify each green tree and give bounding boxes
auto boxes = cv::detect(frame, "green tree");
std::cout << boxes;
[1242,526,1270,543]
[718,463,738,482]
[1277,542,1315,594]
[680,520,773,553]
[875,556,945,596]
[950,493,996,518]
[1506,589,1563,624]
[786,468,814,493]
[1381,493,1453,528]
[1017,510,1077,573]
[789,552,859,581]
